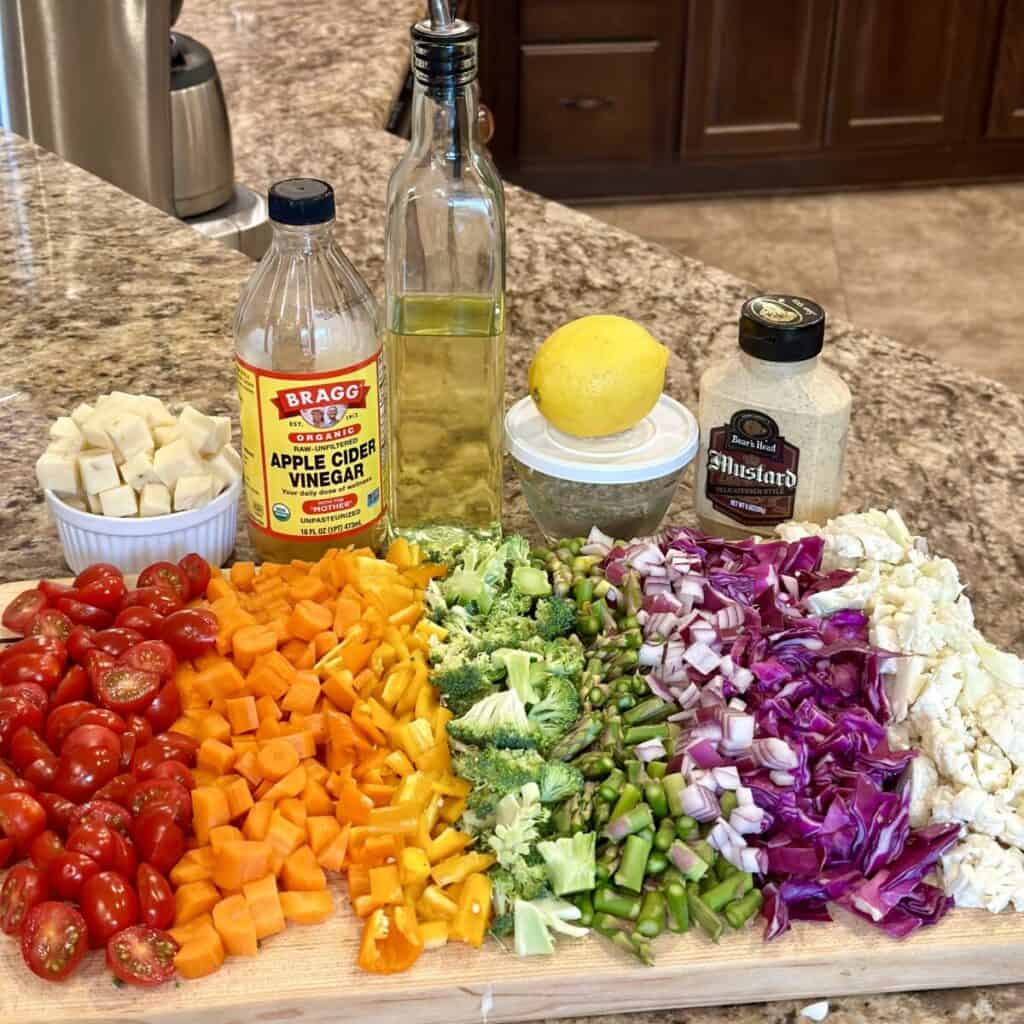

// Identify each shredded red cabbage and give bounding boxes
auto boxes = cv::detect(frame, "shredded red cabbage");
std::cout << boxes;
[603,526,961,942]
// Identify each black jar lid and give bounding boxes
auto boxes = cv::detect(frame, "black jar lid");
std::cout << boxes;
[738,295,826,362]
[268,179,335,226]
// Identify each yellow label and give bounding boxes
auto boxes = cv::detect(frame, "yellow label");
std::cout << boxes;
[236,352,385,541]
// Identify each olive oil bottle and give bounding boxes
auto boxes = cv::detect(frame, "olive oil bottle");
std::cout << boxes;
[384,5,506,547]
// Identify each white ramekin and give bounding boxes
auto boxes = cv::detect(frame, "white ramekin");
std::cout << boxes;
[44,479,241,574]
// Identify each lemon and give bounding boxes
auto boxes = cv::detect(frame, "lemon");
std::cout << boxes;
[528,315,670,437]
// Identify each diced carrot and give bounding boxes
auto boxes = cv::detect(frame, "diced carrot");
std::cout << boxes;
[235,751,264,787]
[212,893,259,957]
[306,816,341,855]
[281,672,321,716]
[174,879,221,926]
[242,800,274,842]
[254,695,282,723]
[262,765,307,803]
[232,624,278,673]
[266,810,306,874]
[222,776,255,820]
[242,874,285,939]
[314,630,338,658]
[302,779,332,817]
[209,825,244,857]
[174,919,226,979]
[282,844,327,892]
[170,846,216,887]
[278,797,307,829]
[257,737,300,780]
[197,738,237,776]
[287,600,333,642]
[316,825,350,872]
[207,577,234,602]
[226,695,259,734]
[195,711,232,744]
[168,912,213,947]
[280,889,333,925]
[322,671,358,712]
[335,780,373,826]
[212,839,272,892]
[278,729,316,760]
[229,562,256,591]
[192,786,231,845]
[288,575,329,604]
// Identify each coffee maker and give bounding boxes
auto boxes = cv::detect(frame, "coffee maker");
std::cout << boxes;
[0,0,268,257]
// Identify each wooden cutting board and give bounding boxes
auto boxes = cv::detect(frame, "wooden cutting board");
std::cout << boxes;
[1,576,1023,1024]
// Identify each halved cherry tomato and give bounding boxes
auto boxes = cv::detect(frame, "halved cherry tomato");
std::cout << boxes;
[83,648,117,691]
[145,760,195,790]
[67,822,135,877]
[69,798,132,837]
[0,776,36,796]
[0,864,49,935]
[1,652,63,691]
[130,780,192,829]
[136,864,174,930]
[138,562,189,603]
[95,773,137,808]
[75,568,126,613]
[21,901,89,980]
[92,628,144,659]
[9,727,53,771]
[178,554,211,601]
[37,580,74,603]
[159,608,218,660]
[63,724,121,760]
[55,597,114,630]
[143,681,181,734]
[140,732,198,769]
[48,851,101,900]
[106,923,178,987]
[51,665,89,707]
[73,707,126,734]
[28,609,73,642]
[120,587,183,617]
[95,665,160,715]
[37,792,76,834]
[124,714,154,749]
[0,836,13,867]
[132,809,184,875]
[29,829,65,872]
[0,695,45,752]
[119,640,177,681]
[80,870,139,947]
[113,606,164,639]
[0,634,67,668]
[23,755,58,790]
[53,744,119,803]
[66,625,96,664]
[44,701,95,751]
[2,590,49,636]
[0,791,46,849]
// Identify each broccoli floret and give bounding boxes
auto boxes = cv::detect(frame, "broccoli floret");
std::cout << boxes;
[470,616,538,653]
[454,747,548,821]
[521,635,586,680]
[442,540,500,613]
[511,565,552,597]
[488,783,550,868]
[490,861,548,921]
[448,690,539,750]
[432,662,498,717]
[537,832,597,896]
[538,761,585,805]
[533,596,576,640]
[487,588,537,620]
[493,648,541,705]
[528,676,582,752]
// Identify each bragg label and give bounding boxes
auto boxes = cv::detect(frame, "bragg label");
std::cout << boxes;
[236,351,385,541]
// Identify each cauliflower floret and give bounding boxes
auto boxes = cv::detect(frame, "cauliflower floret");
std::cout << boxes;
[885,654,929,722]
[976,691,1024,769]
[914,709,979,788]
[973,741,1013,794]
[941,834,1024,913]
[913,655,965,721]
[901,753,938,828]
[805,569,879,618]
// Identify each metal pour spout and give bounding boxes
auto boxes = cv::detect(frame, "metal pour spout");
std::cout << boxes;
[428,0,454,32]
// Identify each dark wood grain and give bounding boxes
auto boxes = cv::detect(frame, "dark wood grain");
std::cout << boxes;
[988,0,1024,138]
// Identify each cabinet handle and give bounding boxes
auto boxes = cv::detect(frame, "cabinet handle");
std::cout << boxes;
[559,96,615,112]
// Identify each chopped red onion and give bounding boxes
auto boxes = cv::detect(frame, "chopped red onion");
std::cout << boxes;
[711,765,741,790]
[769,770,796,787]
[689,721,723,743]
[751,738,799,771]
[687,738,728,769]
[731,666,755,693]
[684,642,721,675]
[730,805,768,835]
[680,783,720,822]
[634,738,666,762]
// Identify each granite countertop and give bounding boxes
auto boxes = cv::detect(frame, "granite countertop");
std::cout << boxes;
[0,2,1022,1021]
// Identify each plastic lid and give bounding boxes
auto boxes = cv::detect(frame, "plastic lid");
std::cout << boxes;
[505,394,699,485]
[170,32,217,90]
[738,295,825,362]
[268,179,335,226]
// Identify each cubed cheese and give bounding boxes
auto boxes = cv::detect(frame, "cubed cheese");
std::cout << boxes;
[98,484,138,518]
[80,412,114,451]
[78,450,121,495]
[205,444,242,493]
[206,416,232,454]
[86,490,104,514]
[178,405,220,455]
[107,412,154,460]
[139,482,172,517]
[152,424,180,447]
[122,449,157,491]
[137,395,177,428]
[173,473,214,512]
[153,437,204,488]
[70,402,95,426]
[36,448,79,495]
[101,392,149,417]
[49,417,83,450]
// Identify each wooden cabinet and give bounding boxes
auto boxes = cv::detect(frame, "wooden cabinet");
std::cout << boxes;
[471,0,1024,198]
[683,0,834,157]
[988,0,1024,138]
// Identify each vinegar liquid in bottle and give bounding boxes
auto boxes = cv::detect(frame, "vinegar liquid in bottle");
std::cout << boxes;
[234,179,387,561]
[384,3,506,548]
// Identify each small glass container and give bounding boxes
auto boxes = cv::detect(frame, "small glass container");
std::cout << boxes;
[505,395,698,541]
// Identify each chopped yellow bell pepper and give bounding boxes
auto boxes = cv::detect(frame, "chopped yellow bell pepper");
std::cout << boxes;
[450,872,491,948]
[431,851,496,887]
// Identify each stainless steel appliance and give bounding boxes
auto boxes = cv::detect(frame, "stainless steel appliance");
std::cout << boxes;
[0,0,268,255]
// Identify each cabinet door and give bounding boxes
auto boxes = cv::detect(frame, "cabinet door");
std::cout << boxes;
[829,0,984,147]
[682,0,836,157]
[988,0,1024,138]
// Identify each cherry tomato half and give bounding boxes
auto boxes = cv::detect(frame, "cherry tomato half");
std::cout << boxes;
[0,836,13,867]
[120,587,183,617]
[1,652,64,691]
[145,760,195,790]
[159,608,218,660]
[0,634,67,669]
[83,648,117,692]
[94,666,161,715]
[47,850,101,900]
[9,726,54,771]
[28,609,73,642]
[63,724,121,760]
[75,569,126,613]
[44,701,95,751]
[67,822,136,877]
[119,640,177,681]
[36,792,76,835]
[53,744,120,803]
[95,772,138,808]
[92,628,144,659]
[0,791,47,850]
[106,923,178,987]
[66,625,97,664]
[2,590,49,636]
[178,554,211,601]
[140,732,198,770]
[73,707,127,734]
[51,665,89,707]
[37,580,74,603]
[69,798,133,837]
[22,755,58,791]
[80,870,139,947]
[143,681,181,734]
[129,779,191,829]
[29,829,65,872]
[138,562,190,603]
[113,606,164,639]
[136,864,175,930]
[132,809,184,875]
[0,864,49,935]
[21,901,89,981]
[55,597,114,630]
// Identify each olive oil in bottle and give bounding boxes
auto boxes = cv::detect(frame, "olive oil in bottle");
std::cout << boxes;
[384,7,506,547]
